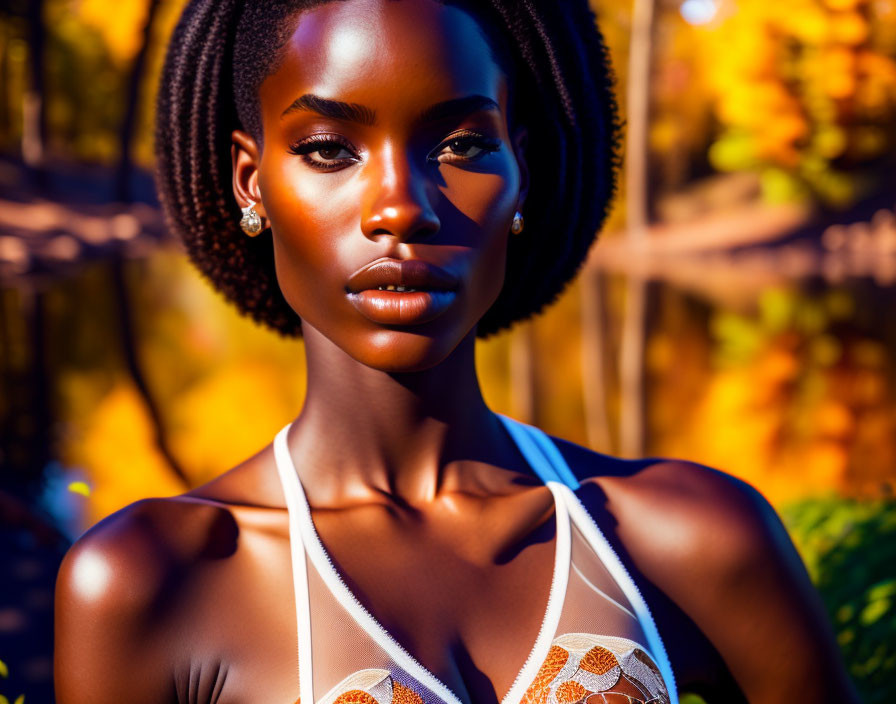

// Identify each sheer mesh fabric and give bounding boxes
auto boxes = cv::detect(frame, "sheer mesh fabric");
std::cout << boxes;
[528,524,670,704]
[273,422,675,704]
[306,556,449,704]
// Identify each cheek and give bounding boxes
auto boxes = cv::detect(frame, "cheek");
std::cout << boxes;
[259,159,362,318]
[265,157,362,240]
[439,161,519,240]
[439,160,519,306]
[475,219,510,310]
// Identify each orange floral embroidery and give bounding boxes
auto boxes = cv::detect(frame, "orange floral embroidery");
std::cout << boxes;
[579,645,618,676]
[332,689,380,704]
[391,681,425,704]
[520,635,668,704]
[555,680,588,703]
[523,644,570,704]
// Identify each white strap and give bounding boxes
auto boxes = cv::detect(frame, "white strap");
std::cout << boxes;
[274,426,465,704]
[498,415,678,704]
[274,424,315,704]
[560,485,679,704]
[273,415,678,704]
[499,481,571,704]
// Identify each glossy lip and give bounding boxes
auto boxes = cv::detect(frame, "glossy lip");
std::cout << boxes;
[346,258,460,326]
[346,258,459,294]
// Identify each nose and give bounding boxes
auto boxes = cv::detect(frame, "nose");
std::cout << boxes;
[361,143,440,243]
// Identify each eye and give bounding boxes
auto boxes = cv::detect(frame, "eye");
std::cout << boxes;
[288,135,359,171]
[428,132,502,164]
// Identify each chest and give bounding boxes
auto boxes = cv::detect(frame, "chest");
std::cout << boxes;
[171,498,562,704]
[283,487,667,704]
[169,481,679,704]
[307,497,561,703]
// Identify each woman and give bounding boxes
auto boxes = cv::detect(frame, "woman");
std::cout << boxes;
[54,1,858,702]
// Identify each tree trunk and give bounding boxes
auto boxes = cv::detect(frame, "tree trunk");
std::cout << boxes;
[0,23,11,147]
[619,275,649,457]
[23,0,46,186]
[619,0,655,457]
[110,256,190,487]
[581,267,613,452]
[115,0,161,203]
[0,284,53,500]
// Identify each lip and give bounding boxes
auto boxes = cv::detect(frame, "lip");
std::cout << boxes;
[346,258,459,325]
[347,258,459,294]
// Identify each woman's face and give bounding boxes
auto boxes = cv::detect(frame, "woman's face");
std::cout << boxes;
[232,0,527,372]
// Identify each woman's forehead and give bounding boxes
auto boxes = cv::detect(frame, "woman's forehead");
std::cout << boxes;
[257,0,509,123]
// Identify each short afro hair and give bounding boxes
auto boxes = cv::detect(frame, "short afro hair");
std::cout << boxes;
[154,0,620,338]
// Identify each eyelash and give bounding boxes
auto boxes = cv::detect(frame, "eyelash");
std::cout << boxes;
[286,131,502,171]
[287,134,359,171]
[428,131,502,164]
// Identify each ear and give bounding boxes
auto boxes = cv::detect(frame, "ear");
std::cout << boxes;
[231,129,267,218]
[511,125,529,213]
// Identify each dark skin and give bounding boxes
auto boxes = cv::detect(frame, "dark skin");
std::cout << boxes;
[54,1,860,703]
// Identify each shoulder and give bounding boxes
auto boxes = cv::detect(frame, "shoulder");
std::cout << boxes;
[550,436,778,574]
[54,445,278,646]
[54,496,235,703]
[548,436,860,702]
[58,492,238,591]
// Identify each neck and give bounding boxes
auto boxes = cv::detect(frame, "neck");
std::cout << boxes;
[290,325,503,506]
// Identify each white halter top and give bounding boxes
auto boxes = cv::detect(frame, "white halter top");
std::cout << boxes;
[273,415,678,704]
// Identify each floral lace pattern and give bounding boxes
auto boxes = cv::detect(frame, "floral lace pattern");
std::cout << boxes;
[521,634,670,704]
[313,668,424,704]
[298,634,669,704]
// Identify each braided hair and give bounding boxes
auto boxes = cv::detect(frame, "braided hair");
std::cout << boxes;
[155,0,620,338]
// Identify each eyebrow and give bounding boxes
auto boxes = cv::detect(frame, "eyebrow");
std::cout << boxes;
[281,94,376,125]
[416,94,500,125]
[280,93,500,126]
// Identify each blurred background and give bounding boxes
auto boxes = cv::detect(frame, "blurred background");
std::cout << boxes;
[1,0,895,701]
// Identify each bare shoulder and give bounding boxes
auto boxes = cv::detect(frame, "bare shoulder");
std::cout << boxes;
[54,493,242,704]
[548,437,779,569]
[55,444,275,621]
[57,493,233,605]
[548,436,860,702]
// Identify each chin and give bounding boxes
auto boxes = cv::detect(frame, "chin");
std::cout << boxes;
[345,327,471,373]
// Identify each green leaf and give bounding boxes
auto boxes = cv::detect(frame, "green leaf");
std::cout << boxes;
[867,579,896,602]
[860,598,891,626]
[837,604,854,623]
[838,628,855,646]
[679,695,709,704]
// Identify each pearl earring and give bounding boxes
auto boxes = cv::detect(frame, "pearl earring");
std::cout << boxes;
[511,211,524,235]
[240,200,264,236]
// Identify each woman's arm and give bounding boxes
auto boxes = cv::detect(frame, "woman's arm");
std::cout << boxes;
[54,502,177,704]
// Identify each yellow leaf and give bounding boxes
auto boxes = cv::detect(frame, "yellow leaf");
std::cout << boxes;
[14,695,24,704]
[67,481,91,497]
[78,0,149,63]
[0,658,7,676]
